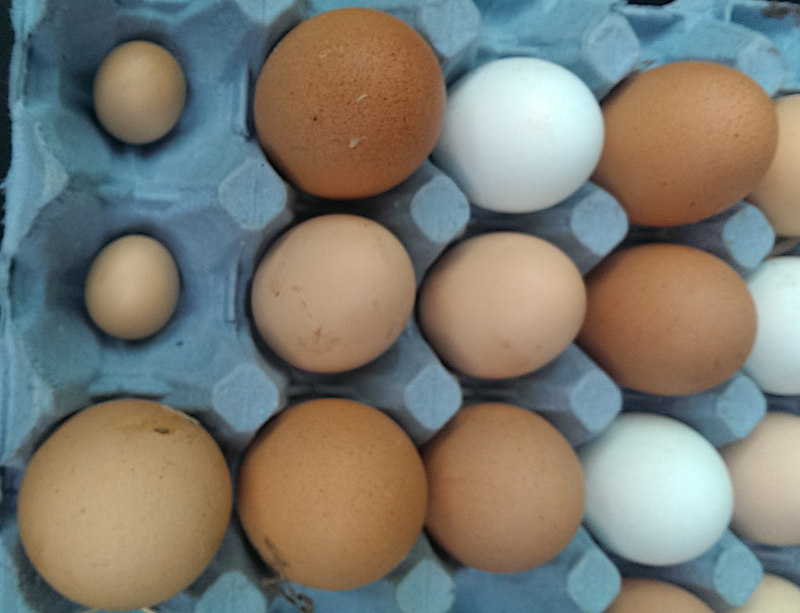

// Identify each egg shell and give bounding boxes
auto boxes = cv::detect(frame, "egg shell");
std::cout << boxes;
[606,578,714,612]
[431,56,604,214]
[84,234,181,340]
[578,412,734,566]
[250,213,416,374]
[16,398,233,611]
[721,411,800,547]
[578,242,757,396]
[93,40,186,145]
[422,402,585,573]
[253,7,445,199]
[731,574,800,613]
[748,94,800,236]
[742,256,800,395]
[417,231,586,380]
[236,397,428,591]
[593,60,778,227]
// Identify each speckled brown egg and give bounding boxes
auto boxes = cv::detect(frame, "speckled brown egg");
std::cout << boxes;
[16,399,232,611]
[606,578,714,613]
[593,60,778,227]
[577,243,757,396]
[422,402,585,573]
[253,7,446,199]
[236,398,427,591]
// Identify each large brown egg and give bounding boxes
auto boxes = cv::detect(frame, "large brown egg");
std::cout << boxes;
[577,243,756,396]
[253,7,445,199]
[236,398,427,591]
[422,402,585,573]
[593,60,777,227]
[16,399,232,611]
[606,578,714,613]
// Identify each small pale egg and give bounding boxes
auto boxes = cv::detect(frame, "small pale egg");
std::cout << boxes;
[730,574,800,612]
[593,60,778,227]
[432,57,604,213]
[577,243,756,396]
[250,214,415,374]
[748,94,800,236]
[720,411,800,546]
[417,232,586,380]
[16,399,232,611]
[606,578,714,613]
[422,402,585,573]
[253,7,445,199]
[578,412,733,566]
[742,256,800,395]
[236,398,427,590]
[84,234,180,340]
[93,40,186,145]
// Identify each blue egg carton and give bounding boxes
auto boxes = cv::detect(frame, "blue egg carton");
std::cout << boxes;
[1,0,799,612]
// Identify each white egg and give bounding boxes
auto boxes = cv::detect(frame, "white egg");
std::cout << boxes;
[432,57,604,214]
[743,256,800,395]
[578,412,733,566]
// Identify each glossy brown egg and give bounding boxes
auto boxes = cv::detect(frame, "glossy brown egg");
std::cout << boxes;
[577,243,756,395]
[236,398,427,591]
[422,402,585,573]
[593,60,777,227]
[253,7,445,199]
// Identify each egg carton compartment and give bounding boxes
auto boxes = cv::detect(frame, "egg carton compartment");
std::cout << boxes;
[611,530,764,611]
[4,0,800,612]
[450,527,621,613]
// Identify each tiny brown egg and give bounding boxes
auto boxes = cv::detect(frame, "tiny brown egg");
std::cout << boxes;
[422,402,585,573]
[249,214,416,373]
[577,243,756,396]
[253,7,446,199]
[93,40,186,145]
[748,94,800,236]
[417,232,586,380]
[84,234,180,340]
[606,578,714,613]
[593,60,778,227]
[16,399,232,611]
[236,398,427,591]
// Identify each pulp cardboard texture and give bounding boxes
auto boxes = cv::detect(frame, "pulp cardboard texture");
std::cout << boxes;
[1,0,799,611]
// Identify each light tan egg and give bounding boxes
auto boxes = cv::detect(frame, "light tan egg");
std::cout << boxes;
[93,40,186,144]
[16,398,232,611]
[84,234,180,340]
[250,214,415,373]
[731,574,800,612]
[748,94,800,236]
[721,411,800,546]
[417,232,586,380]
[606,578,714,612]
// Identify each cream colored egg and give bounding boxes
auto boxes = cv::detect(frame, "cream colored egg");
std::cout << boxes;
[17,399,232,611]
[84,234,180,340]
[731,574,800,612]
[93,40,186,144]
